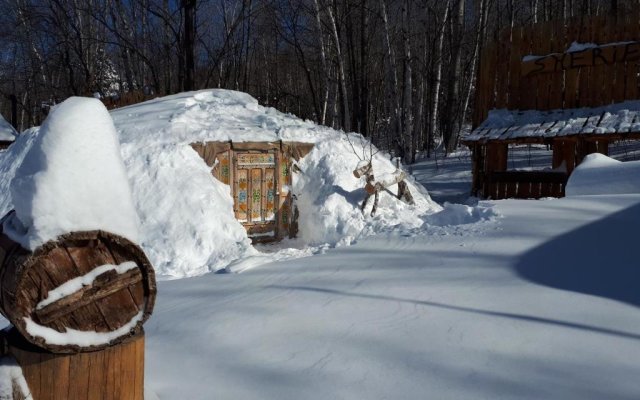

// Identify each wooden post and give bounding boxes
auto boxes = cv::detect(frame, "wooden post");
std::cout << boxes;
[4,328,144,400]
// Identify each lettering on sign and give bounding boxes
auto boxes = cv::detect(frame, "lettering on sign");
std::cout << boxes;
[522,41,640,77]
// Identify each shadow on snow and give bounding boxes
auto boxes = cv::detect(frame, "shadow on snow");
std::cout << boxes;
[514,200,640,309]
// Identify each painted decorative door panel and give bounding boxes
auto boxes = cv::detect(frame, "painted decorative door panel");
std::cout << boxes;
[234,151,278,241]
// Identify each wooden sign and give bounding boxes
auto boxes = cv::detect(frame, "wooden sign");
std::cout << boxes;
[522,41,640,77]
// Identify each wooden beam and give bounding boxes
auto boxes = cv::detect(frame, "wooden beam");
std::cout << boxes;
[34,269,143,325]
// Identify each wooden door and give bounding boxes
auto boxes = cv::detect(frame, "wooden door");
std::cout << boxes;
[234,151,278,241]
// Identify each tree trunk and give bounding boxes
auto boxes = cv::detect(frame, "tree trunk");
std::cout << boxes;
[443,0,465,154]
[380,0,401,155]
[426,2,449,156]
[183,0,196,91]
[327,0,350,132]
[401,0,412,163]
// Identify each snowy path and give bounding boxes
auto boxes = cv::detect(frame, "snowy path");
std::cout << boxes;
[146,195,640,400]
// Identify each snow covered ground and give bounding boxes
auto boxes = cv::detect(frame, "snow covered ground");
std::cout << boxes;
[0,92,638,399]
[142,153,640,400]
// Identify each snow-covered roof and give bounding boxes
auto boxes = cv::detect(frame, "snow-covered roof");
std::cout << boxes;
[464,100,640,143]
[0,113,16,142]
[112,90,319,145]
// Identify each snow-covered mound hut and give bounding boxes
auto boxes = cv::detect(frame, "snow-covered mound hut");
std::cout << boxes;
[0,113,17,150]
[0,90,439,278]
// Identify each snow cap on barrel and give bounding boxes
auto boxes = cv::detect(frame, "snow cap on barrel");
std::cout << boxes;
[3,97,140,250]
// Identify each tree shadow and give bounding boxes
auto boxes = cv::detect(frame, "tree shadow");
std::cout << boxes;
[265,285,640,340]
[514,201,640,308]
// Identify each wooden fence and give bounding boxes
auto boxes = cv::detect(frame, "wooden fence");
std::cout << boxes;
[484,171,568,199]
[473,12,640,128]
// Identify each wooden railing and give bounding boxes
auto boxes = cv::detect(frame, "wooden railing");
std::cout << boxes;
[484,171,568,199]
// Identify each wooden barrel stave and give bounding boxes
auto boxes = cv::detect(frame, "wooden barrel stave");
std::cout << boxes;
[0,222,156,353]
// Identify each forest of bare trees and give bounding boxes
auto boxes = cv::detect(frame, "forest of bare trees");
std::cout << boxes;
[0,0,633,161]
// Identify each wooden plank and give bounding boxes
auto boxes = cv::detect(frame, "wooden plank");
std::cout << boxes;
[11,346,41,398]
[625,13,640,100]
[495,27,512,109]
[596,140,609,155]
[216,151,231,185]
[236,169,248,222]
[104,344,117,400]
[564,21,581,109]
[535,21,554,110]
[120,339,136,400]
[529,181,542,198]
[51,354,70,400]
[508,26,523,109]
[612,16,628,103]
[87,349,106,400]
[577,18,593,107]
[103,243,147,315]
[488,171,568,183]
[562,140,577,174]
[68,351,91,400]
[34,269,143,325]
[505,182,518,199]
[517,181,532,198]
[133,334,145,399]
[484,41,498,117]
[64,245,118,332]
[520,24,538,110]
[548,20,566,110]
[23,262,65,332]
[250,168,262,222]
[595,16,613,106]
[36,353,56,400]
[552,141,564,169]
[111,341,123,400]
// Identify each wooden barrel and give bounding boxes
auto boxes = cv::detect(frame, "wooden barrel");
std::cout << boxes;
[3,327,145,400]
[0,217,156,353]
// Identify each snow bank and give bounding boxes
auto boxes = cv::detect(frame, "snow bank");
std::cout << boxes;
[566,153,640,196]
[113,90,439,277]
[425,202,498,227]
[0,356,30,400]
[295,137,439,245]
[0,90,439,278]
[2,97,139,250]
[0,115,16,142]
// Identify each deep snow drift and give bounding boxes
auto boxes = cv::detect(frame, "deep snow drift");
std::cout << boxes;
[566,153,640,196]
[2,97,139,250]
[0,90,440,277]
